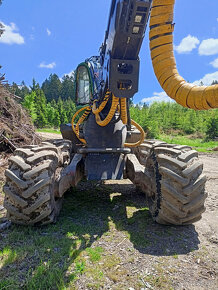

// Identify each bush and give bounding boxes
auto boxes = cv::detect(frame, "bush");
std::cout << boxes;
[147,121,160,139]
[205,115,218,141]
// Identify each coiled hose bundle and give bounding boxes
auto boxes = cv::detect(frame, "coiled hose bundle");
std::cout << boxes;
[149,0,218,110]
[72,94,145,147]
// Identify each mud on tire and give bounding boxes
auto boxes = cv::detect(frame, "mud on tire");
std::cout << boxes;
[134,140,207,225]
[3,140,71,225]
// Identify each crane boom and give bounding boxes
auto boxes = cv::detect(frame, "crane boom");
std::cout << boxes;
[100,0,152,98]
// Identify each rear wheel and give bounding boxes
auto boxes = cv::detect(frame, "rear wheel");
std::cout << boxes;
[135,141,207,225]
[3,140,71,225]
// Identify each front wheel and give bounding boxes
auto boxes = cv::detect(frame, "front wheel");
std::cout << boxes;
[136,141,207,225]
[3,140,71,225]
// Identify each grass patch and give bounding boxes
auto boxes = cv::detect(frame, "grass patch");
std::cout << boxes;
[0,247,18,267]
[25,261,66,290]
[0,278,19,290]
[36,128,61,134]
[84,265,105,288]
[160,134,218,152]
[86,247,103,262]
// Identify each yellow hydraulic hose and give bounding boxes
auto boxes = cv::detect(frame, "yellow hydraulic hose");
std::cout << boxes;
[75,108,92,141]
[124,119,145,148]
[120,98,128,125]
[92,90,111,114]
[72,93,145,147]
[149,0,218,110]
[93,94,120,126]
[71,106,91,144]
[120,98,145,147]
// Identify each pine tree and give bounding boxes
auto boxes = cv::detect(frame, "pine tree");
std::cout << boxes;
[22,91,37,122]
[53,110,61,128]
[64,97,76,123]
[42,74,62,102]
[34,84,47,128]
[9,82,21,97]
[46,103,56,126]
[61,75,75,101]
[8,81,30,101]
[57,97,68,124]
[30,78,37,92]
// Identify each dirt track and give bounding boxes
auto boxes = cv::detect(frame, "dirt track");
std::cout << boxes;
[37,131,62,140]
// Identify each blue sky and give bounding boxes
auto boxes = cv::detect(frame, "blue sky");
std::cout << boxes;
[0,0,218,104]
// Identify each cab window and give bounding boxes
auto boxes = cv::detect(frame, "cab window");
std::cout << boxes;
[76,66,91,104]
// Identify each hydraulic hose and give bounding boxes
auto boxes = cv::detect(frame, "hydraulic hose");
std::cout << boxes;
[92,90,111,114]
[71,106,91,144]
[149,0,218,110]
[120,98,128,125]
[124,119,145,148]
[71,92,119,144]
[119,98,145,147]
[71,97,145,147]
[72,92,145,147]
[92,94,120,126]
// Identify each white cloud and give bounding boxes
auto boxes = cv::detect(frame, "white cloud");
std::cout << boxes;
[199,38,218,55]
[0,21,24,45]
[141,92,174,104]
[210,58,218,68]
[174,35,200,54]
[46,28,51,36]
[192,71,218,86]
[39,62,56,69]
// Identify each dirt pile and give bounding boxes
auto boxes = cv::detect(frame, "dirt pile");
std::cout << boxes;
[0,76,41,151]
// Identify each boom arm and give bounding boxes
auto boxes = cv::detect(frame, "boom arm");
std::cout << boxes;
[100,0,152,98]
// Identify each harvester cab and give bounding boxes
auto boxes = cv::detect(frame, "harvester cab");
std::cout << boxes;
[75,57,102,105]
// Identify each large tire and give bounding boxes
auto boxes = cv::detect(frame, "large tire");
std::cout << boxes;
[134,140,207,225]
[3,140,71,225]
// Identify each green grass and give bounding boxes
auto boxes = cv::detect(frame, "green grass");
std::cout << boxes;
[36,128,61,134]
[86,247,103,262]
[160,134,218,152]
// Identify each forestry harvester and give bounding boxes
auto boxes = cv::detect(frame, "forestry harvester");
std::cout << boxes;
[3,0,218,226]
